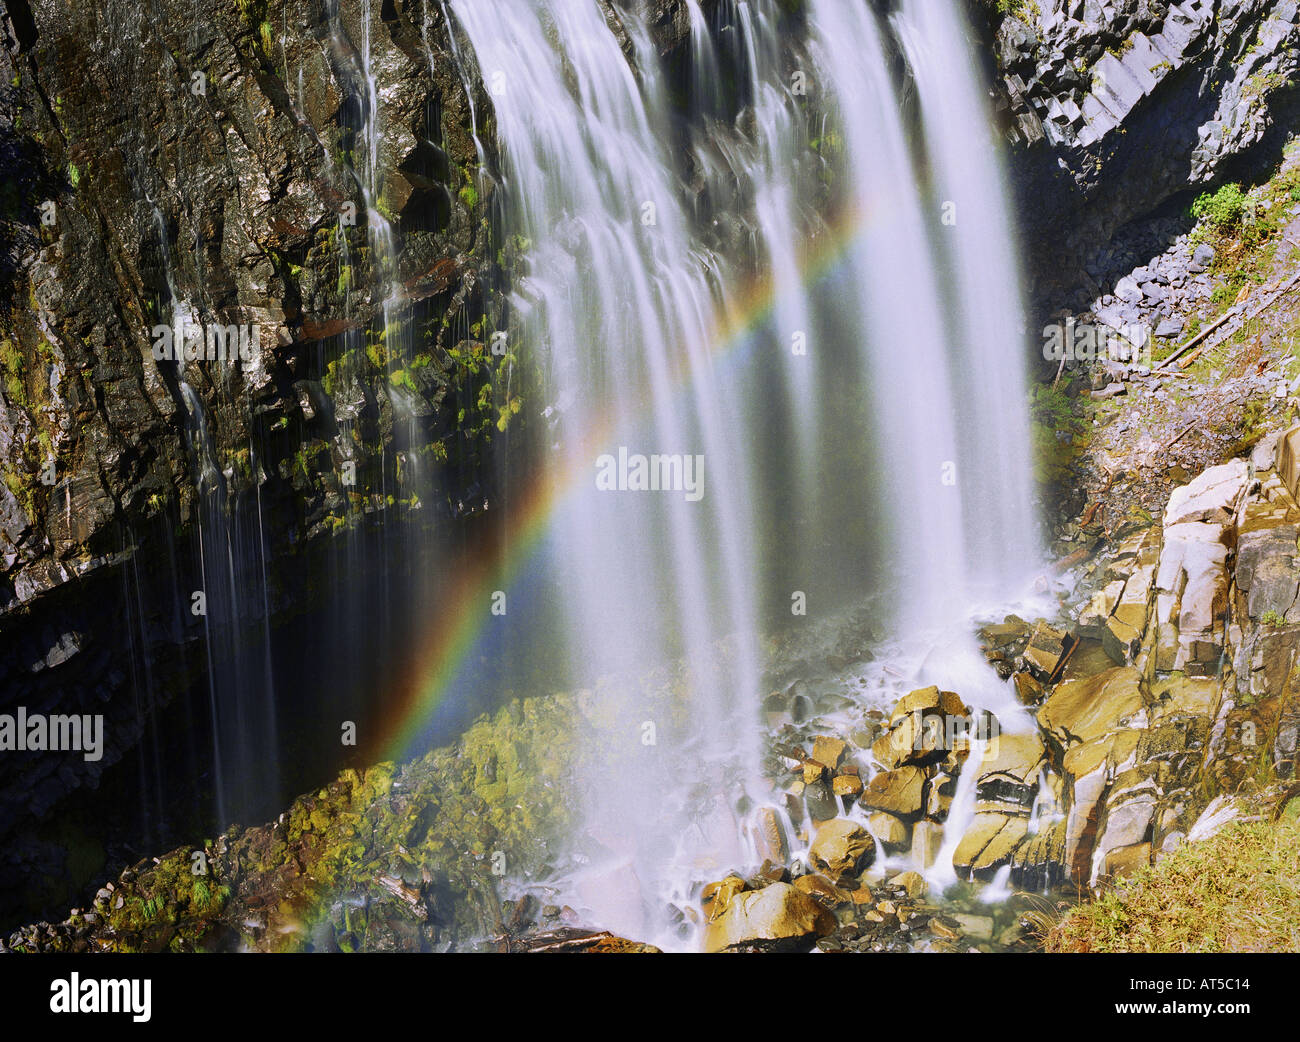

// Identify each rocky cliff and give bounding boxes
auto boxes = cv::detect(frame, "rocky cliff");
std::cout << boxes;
[986,0,1300,314]
[0,0,499,922]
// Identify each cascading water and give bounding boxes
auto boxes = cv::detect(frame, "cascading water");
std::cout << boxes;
[147,202,282,827]
[443,0,1041,948]
[448,0,765,945]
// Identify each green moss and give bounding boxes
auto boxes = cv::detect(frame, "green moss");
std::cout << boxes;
[389,368,417,393]
[1,338,25,405]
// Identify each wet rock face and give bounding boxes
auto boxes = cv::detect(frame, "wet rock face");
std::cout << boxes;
[990,0,1300,309]
[0,0,487,611]
[0,0,501,920]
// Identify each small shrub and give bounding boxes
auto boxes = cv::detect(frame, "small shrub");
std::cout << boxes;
[1192,183,1247,230]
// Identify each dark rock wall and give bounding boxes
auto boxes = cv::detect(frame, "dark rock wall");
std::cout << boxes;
[985,0,1300,313]
[0,0,500,920]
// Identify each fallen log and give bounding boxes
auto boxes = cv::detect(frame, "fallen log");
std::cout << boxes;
[1160,267,1300,372]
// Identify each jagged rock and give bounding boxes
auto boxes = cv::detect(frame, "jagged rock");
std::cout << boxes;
[1101,842,1152,880]
[1024,621,1071,678]
[976,731,1047,809]
[1186,794,1252,843]
[1155,522,1234,673]
[1151,674,1220,719]
[1278,423,1300,500]
[749,807,789,866]
[1236,523,1300,623]
[832,774,864,798]
[1189,243,1216,273]
[953,812,1029,876]
[999,0,1300,304]
[702,882,835,953]
[1164,460,1249,527]
[1090,766,1159,885]
[809,819,875,882]
[873,686,970,770]
[1012,819,1067,889]
[867,812,910,852]
[1038,666,1147,753]
[860,766,927,817]
[812,735,848,769]
[1078,580,1125,639]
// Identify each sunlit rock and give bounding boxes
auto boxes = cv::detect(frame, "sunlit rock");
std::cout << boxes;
[702,882,835,953]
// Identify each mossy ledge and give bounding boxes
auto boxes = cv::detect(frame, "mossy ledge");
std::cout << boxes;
[3,693,589,953]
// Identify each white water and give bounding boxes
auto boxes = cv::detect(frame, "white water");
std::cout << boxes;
[446,0,1041,946]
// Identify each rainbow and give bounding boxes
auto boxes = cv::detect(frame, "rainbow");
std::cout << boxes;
[370,200,873,765]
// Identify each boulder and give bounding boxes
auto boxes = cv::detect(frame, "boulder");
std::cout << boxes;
[703,882,836,953]
[701,875,747,920]
[975,731,1047,808]
[1024,621,1071,678]
[1012,819,1067,890]
[1154,522,1233,673]
[1101,842,1152,880]
[859,766,927,817]
[1090,767,1158,885]
[952,812,1029,876]
[1164,460,1248,527]
[868,811,910,852]
[832,773,864,798]
[874,686,970,770]
[809,819,876,882]
[1078,580,1125,640]
[812,735,847,769]
[890,870,927,900]
[1236,521,1300,624]
[804,778,840,822]
[792,873,850,907]
[1151,674,1219,719]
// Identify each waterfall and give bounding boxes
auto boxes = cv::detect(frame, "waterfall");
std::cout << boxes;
[438,0,1041,946]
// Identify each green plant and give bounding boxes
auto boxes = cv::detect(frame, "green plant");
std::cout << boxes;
[1192,182,1246,230]
[1261,609,1285,628]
